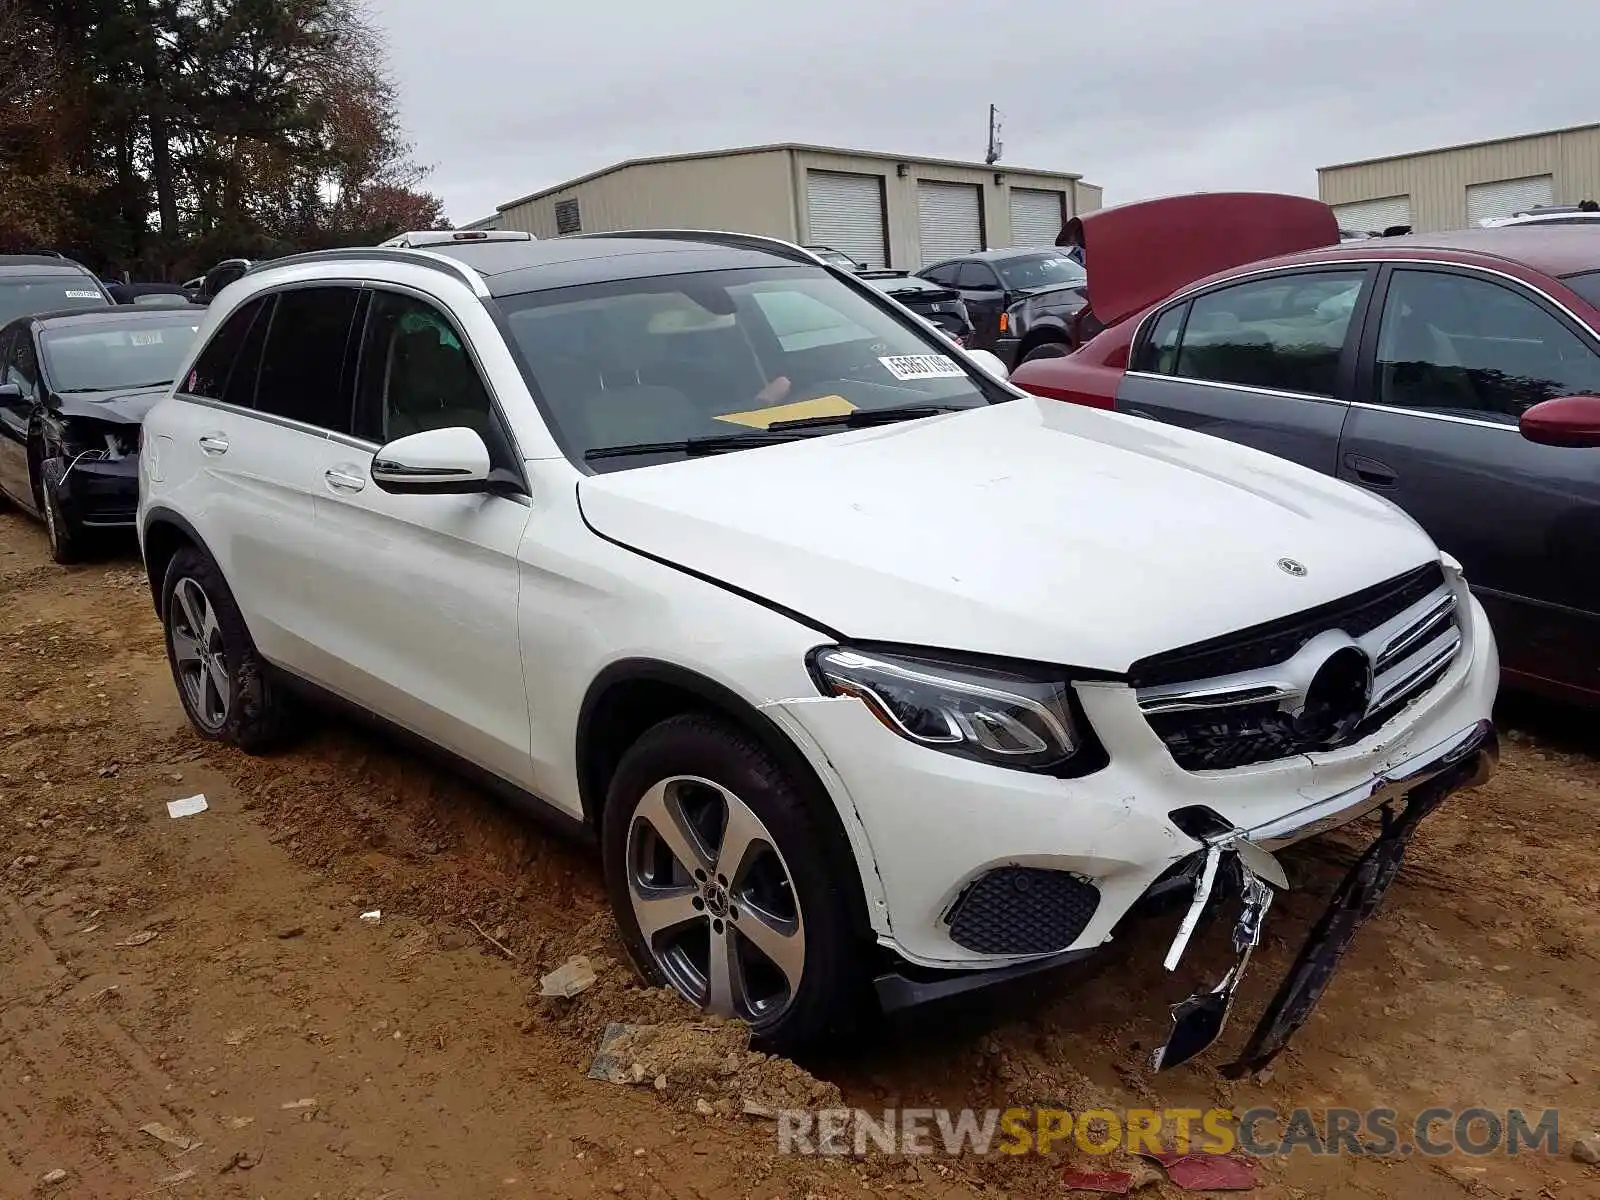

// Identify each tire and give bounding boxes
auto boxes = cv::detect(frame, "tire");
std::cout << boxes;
[1018,339,1070,366]
[39,458,80,565]
[160,544,298,753]
[602,713,866,1051]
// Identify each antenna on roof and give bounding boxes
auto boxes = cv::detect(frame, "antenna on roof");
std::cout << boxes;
[985,104,1003,166]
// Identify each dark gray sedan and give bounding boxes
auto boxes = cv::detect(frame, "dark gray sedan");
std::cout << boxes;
[1013,222,1600,706]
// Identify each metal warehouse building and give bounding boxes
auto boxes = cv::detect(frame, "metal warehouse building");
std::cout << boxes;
[1318,122,1600,233]
[492,143,1102,270]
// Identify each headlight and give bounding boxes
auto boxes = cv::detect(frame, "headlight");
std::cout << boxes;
[810,647,1091,772]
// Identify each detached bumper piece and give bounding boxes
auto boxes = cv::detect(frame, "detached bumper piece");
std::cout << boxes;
[1153,719,1498,1073]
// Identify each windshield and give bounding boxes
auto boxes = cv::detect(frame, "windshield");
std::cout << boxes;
[497,264,1000,469]
[0,278,108,324]
[996,252,1086,291]
[41,315,203,392]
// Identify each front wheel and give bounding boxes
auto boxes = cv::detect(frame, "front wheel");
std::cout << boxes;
[602,714,866,1051]
[40,458,79,565]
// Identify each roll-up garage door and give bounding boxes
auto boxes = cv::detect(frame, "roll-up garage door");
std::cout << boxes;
[1009,188,1066,248]
[918,181,983,266]
[805,171,887,268]
[1467,175,1556,225]
[1330,195,1412,234]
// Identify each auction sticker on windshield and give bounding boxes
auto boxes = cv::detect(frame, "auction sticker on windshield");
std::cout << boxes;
[879,354,966,381]
[131,330,164,345]
[65,290,101,299]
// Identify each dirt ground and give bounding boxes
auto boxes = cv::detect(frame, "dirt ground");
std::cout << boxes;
[2,508,1597,1200]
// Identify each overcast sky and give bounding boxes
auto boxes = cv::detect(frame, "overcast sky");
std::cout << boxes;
[376,0,1592,225]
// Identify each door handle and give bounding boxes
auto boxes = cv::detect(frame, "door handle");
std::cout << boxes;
[1343,452,1397,488]
[324,465,366,493]
[198,433,229,456]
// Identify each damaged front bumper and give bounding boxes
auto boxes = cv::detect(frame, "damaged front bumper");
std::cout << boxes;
[1150,718,1498,1073]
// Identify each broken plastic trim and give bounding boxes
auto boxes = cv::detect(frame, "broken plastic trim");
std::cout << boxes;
[1151,841,1277,1071]
[1221,772,1457,1078]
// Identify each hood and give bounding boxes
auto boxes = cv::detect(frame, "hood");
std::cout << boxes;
[1060,193,1339,327]
[577,397,1440,672]
[54,385,168,424]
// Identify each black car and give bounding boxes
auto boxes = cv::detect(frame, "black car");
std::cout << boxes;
[196,257,253,303]
[0,305,203,562]
[0,255,113,324]
[107,281,194,307]
[858,270,975,345]
[918,248,1088,367]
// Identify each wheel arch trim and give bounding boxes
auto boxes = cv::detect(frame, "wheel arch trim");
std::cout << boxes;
[139,506,221,619]
[576,657,885,938]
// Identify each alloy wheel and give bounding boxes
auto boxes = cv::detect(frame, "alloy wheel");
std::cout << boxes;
[626,775,805,1026]
[42,486,59,552]
[170,576,230,731]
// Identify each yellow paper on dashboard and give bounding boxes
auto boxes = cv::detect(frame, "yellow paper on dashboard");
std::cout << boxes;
[714,394,856,429]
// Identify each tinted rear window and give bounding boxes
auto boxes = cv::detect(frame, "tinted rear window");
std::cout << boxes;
[1562,270,1600,307]
[0,278,107,323]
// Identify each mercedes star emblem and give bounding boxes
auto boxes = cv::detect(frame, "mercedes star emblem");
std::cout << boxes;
[1277,557,1308,577]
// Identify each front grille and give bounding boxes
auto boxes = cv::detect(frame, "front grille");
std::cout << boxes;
[1129,562,1445,689]
[1136,564,1462,772]
[946,867,1100,955]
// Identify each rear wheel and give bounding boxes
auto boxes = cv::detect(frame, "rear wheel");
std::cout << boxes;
[1019,339,1070,366]
[161,545,298,752]
[602,714,865,1050]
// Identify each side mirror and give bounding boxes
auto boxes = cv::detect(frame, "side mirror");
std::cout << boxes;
[856,261,868,271]
[371,426,492,494]
[964,348,1010,383]
[1519,394,1600,448]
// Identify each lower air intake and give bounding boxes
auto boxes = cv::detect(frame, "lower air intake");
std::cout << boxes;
[946,867,1100,956]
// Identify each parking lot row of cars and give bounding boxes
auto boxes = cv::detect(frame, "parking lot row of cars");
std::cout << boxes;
[0,201,1589,1074]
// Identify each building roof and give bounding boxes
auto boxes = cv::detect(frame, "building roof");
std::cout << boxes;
[498,143,1085,212]
[1318,120,1600,174]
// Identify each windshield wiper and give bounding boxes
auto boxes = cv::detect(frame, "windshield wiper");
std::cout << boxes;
[583,429,812,462]
[765,403,962,433]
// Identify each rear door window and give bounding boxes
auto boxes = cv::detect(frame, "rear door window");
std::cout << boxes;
[1172,270,1367,397]
[253,287,360,434]
[184,297,269,403]
[955,262,1001,290]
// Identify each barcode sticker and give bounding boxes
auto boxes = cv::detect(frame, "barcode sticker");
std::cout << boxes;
[131,330,163,345]
[64,289,100,299]
[878,354,966,381]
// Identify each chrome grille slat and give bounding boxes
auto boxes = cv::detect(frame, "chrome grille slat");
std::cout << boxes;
[1138,573,1463,772]
[1370,627,1462,712]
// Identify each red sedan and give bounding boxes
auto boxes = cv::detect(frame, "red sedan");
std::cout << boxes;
[1012,193,1600,704]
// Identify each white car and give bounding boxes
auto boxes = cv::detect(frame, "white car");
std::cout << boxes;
[136,232,1498,1066]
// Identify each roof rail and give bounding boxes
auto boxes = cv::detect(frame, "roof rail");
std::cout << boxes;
[243,246,490,298]
[564,228,823,267]
[381,229,533,247]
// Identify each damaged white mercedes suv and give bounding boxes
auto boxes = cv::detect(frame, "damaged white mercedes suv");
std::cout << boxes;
[137,230,1498,1069]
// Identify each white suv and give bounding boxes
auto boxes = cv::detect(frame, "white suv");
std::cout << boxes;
[137,231,1498,1067]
